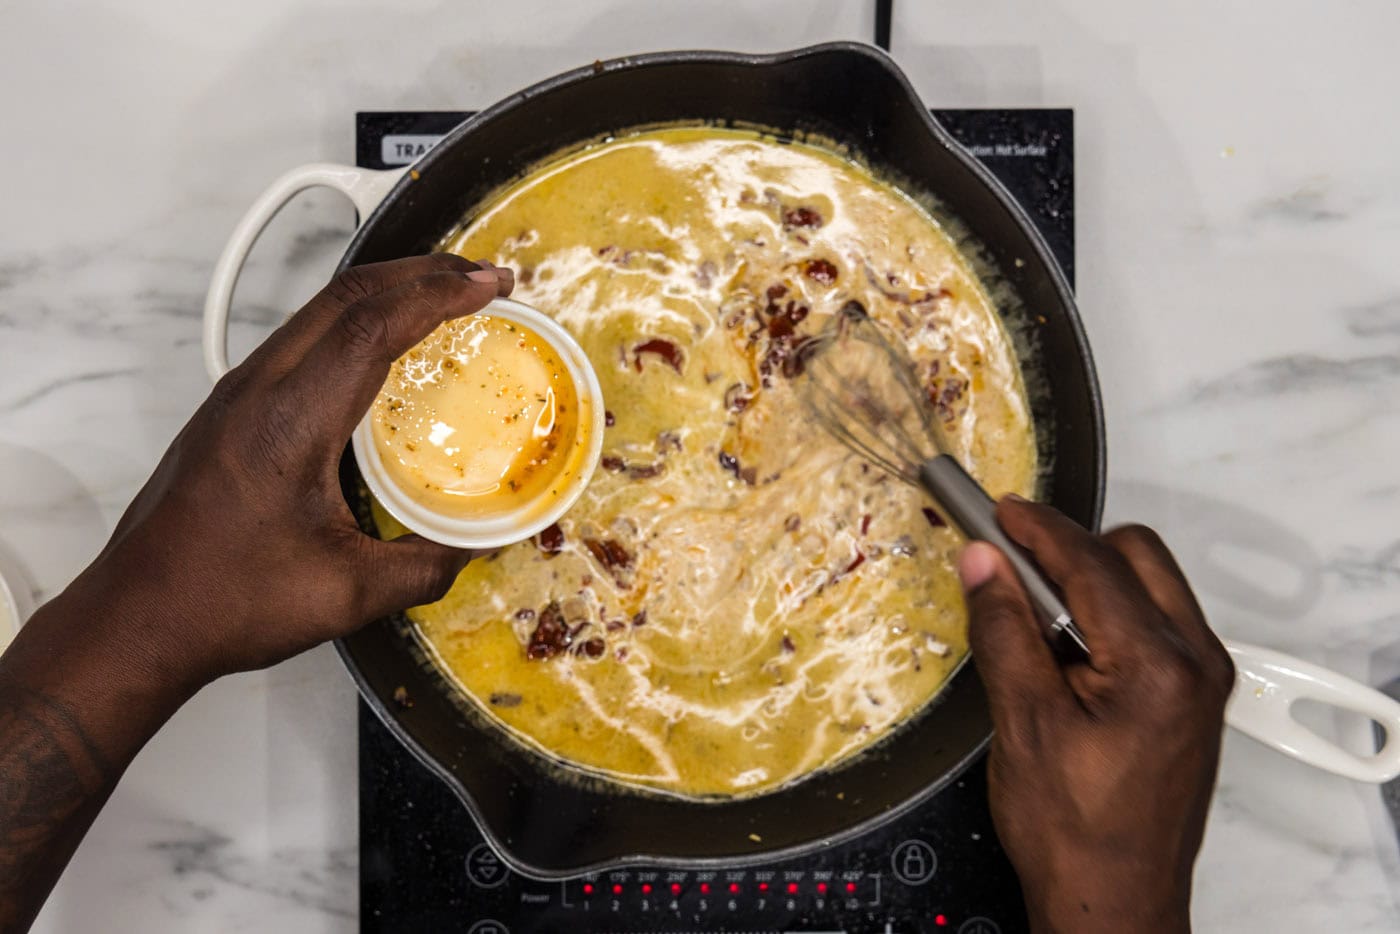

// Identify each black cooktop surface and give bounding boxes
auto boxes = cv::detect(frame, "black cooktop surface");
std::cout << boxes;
[356,107,1074,934]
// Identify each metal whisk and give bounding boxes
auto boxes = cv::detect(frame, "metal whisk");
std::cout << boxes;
[796,303,1089,656]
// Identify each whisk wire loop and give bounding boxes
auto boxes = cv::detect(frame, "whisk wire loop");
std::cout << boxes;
[796,310,945,481]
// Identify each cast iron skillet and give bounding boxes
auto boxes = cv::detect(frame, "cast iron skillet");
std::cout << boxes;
[332,42,1105,879]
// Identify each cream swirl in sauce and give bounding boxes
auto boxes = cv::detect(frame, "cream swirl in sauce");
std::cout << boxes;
[372,127,1037,797]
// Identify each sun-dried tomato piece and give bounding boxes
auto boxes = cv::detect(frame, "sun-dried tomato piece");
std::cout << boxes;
[768,300,809,338]
[929,377,967,419]
[780,336,819,379]
[783,206,823,229]
[724,383,753,413]
[836,551,866,580]
[634,338,684,373]
[757,296,816,384]
[584,538,634,574]
[717,450,757,485]
[802,258,838,285]
[535,523,564,555]
[527,602,572,660]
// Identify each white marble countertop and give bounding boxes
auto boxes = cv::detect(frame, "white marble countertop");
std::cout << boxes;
[4,0,1399,930]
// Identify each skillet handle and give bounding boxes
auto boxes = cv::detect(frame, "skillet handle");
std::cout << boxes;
[202,163,407,383]
[1223,640,1400,782]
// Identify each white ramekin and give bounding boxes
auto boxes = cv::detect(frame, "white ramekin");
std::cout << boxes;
[352,298,605,550]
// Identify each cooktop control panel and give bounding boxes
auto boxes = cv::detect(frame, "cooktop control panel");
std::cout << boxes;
[445,828,1014,933]
[355,106,1072,934]
[360,705,1027,934]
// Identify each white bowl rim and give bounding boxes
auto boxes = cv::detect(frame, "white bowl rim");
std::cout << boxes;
[352,298,605,550]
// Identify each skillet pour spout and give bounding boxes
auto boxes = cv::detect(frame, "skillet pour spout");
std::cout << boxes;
[327,42,1104,879]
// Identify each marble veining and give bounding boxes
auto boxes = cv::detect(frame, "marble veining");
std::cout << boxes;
[149,821,356,919]
[2,0,1399,931]
[1327,543,1400,589]
[1183,352,1400,403]
[1247,183,1356,224]
[1347,297,1400,337]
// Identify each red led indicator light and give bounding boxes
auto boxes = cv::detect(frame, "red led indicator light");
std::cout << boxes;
[935,914,949,927]
[611,883,623,895]
[845,882,858,894]
[641,883,652,894]
[670,883,682,895]
[700,882,711,894]
[786,882,799,895]
[758,882,769,892]
[817,882,828,894]
[582,883,594,895]
[729,882,741,894]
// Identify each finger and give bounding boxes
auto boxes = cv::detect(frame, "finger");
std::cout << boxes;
[995,496,1107,582]
[257,254,492,371]
[1102,524,1217,648]
[996,497,1164,659]
[290,269,504,439]
[474,258,517,296]
[494,265,516,295]
[356,534,477,620]
[960,542,1075,733]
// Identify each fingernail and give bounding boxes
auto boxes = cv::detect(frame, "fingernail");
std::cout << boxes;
[958,542,999,591]
[475,258,497,269]
[467,268,498,283]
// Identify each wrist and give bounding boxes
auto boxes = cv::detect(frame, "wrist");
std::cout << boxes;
[0,567,206,776]
[1023,881,1190,934]
[29,557,215,702]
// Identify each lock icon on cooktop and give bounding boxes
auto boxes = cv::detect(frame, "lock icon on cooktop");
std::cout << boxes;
[891,839,938,885]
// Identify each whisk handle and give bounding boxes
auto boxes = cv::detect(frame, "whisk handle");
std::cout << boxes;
[918,455,1088,656]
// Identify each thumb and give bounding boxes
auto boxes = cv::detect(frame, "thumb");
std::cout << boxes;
[358,534,479,620]
[960,542,1071,728]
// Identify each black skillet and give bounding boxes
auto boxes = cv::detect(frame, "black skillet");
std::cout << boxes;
[333,41,1105,879]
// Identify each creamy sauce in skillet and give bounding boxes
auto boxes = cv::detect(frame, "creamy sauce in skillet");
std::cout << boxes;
[373,127,1037,797]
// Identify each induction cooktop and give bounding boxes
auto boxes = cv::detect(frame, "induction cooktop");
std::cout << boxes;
[354,105,1074,934]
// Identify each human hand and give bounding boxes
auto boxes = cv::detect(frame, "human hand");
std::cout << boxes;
[959,498,1235,933]
[78,253,513,690]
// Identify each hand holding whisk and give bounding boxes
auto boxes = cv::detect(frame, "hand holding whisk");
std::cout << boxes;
[795,302,1089,656]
